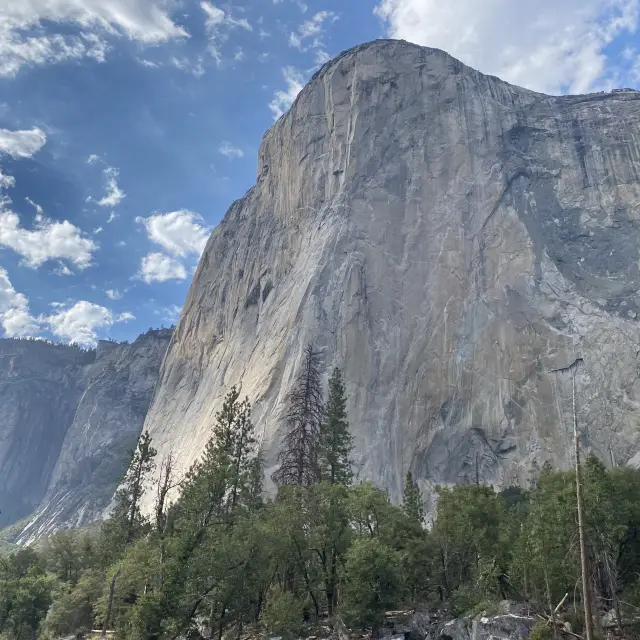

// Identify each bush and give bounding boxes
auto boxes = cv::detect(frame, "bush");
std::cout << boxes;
[260,586,305,639]
[529,621,553,640]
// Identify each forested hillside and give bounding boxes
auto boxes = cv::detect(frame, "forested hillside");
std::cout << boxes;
[2,348,640,639]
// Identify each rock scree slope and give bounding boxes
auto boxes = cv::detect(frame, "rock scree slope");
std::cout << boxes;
[137,38,640,507]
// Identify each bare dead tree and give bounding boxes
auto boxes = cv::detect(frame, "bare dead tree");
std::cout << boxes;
[272,343,325,487]
[573,370,594,640]
[101,569,121,638]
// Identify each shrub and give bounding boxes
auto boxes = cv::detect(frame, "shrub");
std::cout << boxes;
[529,621,553,640]
[260,586,305,639]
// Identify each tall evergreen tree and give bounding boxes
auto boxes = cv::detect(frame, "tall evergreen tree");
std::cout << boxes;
[320,367,354,485]
[273,344,324,487]
[141,387,259,638]
[178,385,257,530]
[403,472,425,525]
[244,452,265,511]
[101,431,157,560]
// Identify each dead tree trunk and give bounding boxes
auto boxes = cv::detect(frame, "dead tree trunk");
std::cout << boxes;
[101,570,121,638]
[573,372,594,640]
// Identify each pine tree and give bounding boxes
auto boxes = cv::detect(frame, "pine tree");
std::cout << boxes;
[244,452,265,511]
[403,472,424,525]
[320,367,353,485]
[179,385,257,528]
[101,431,157,558]
[273,344,324,487]
[144,388,259,638]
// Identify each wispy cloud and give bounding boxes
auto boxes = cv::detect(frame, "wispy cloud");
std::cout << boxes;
[201,1,252,63]
[219,141,244,159]
[0,170,15,190]
[0,127,46,158]
[0,0,187,77]
[289,11,337,53]
[269,66,305,119]
[105,288,122,300]
[97,167,126,208]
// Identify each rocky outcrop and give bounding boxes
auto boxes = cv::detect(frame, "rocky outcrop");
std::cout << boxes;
[398,603,535,640]
[142,38,640,508]
[0,329,171,541]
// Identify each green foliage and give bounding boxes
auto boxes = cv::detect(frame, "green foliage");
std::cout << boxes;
[342,537,403,631]
[12,379,640,639]
[42,569,102,637]
[431,485,505,597]
[529,621,553,640]
[99,430,157,565]
[260,586,305,639]
[403,471,424,525]
[320,368,354,485]
[43,530,97,584]
[0,548,55,639]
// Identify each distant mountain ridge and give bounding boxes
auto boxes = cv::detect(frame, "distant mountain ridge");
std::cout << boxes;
[0,328,172,543]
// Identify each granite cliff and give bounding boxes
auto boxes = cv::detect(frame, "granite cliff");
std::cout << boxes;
[140,39,640,508]
[0,329,171,542]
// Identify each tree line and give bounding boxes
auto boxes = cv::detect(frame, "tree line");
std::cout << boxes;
[2,344,640,639]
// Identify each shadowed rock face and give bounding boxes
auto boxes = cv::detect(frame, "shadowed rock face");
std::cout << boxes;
[141,39,640,509]
[0,329,171,541]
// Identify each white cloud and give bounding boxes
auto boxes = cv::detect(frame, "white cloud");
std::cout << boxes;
[269,66,305,119]
[289,11,336,51]
[138,252,187,283]
[200,1,252,62]
[107,211,118,223]
[374,0,640,94]
[201,1,225,28]
[53,262,73,276]
[97,166,125,207]
[0,208,96,269]
[315,49,331,65]
[0,0,187,76]
[105,288,121,300]
[0,32,108,77]
[138,209,210,258]
[25,197,43,216]
[0,169,15,190]
[219,141,244,159]
[87,153,100,164]
[0,127,46,158]
[43,300,134,346]
[170,55,204,77]
[138,58,159,68]
[0,267,39,337]
[156,303,182,322]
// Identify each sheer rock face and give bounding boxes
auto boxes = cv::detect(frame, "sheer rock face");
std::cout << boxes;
[141,39,640,508]
[0,330,171,541]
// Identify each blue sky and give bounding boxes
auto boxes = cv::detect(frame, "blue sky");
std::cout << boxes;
[0,0,638,346]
